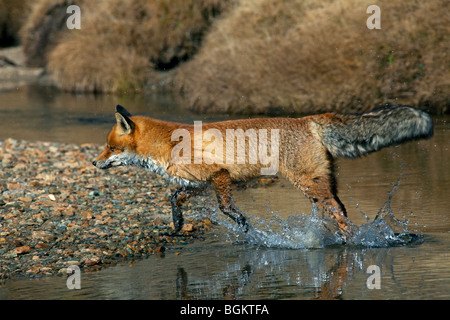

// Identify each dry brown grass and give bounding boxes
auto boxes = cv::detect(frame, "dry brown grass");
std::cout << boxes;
[23,0,232,92]
[18,0,450,113]
[19,0,81,67]
[174,0,450,114]
[47,0,151,93]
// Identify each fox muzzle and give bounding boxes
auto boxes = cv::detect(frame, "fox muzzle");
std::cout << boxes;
[92,160,113,169]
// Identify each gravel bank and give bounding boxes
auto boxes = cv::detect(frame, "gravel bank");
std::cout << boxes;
[0,138,214,281]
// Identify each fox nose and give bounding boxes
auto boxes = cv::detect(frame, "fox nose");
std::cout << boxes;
[92,161,97,167]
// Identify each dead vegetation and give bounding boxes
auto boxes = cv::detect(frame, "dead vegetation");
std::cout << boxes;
[174,0,449,114]
[7,0,450,113]
[20,0,232,93]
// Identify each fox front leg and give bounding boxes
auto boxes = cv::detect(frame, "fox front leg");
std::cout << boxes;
[170,188,184,232]
[170,186,205,232]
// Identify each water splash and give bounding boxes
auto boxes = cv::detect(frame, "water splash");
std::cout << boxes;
[206,182,423,249]
[348,181,417,247]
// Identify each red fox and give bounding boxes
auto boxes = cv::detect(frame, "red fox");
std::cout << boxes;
[93,105,433,239]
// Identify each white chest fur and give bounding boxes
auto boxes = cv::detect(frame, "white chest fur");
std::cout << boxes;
[117,151,205,188]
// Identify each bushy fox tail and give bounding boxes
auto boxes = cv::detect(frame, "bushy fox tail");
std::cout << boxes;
[320,106,433,159]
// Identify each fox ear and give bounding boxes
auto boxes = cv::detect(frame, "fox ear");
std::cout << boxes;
[115,105,132,117]
[115,111,135,135]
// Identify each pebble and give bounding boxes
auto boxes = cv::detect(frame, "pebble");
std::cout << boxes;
[31,231,56,241]
[0,138,215,281]
[12,245,31,255]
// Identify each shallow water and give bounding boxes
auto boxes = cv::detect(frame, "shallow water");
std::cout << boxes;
[1,232,449,300]
[0,86,449,299]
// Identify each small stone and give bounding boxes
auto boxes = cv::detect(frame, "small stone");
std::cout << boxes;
[182,223,195,232]
[67,223,80,231]
[18,196,33,202]
[26,266,40,274]
[12,245,31,254]
[152,216,164,226]
[81,211,93,220]
[85,256,101,266]
[40,267,53,273]
[35,242,49,249]
[48,186,61,194]
[67,260,80,266]
[7,183,24,190]
[13,163,28,171]
[89,190,100,197]
[1,154,16,166]
[32,231,56,242]
[51,210,62,216]
[63,209,75,216]
[28,181,42,188]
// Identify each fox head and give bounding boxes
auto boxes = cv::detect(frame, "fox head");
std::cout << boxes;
[92,105,138,169]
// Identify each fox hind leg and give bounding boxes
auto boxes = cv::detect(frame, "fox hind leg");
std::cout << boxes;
[211,169,250,232]
[292,173,351,237]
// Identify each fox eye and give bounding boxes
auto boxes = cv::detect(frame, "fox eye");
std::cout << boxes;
[108,145,123,153]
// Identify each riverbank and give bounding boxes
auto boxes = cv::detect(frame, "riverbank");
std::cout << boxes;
[14,0,448,114]
[2,0,446,114]
[0,46,54,91]
[0,138,214,281]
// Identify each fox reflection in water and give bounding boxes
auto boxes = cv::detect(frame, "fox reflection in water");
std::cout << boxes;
[173,249,357,300]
